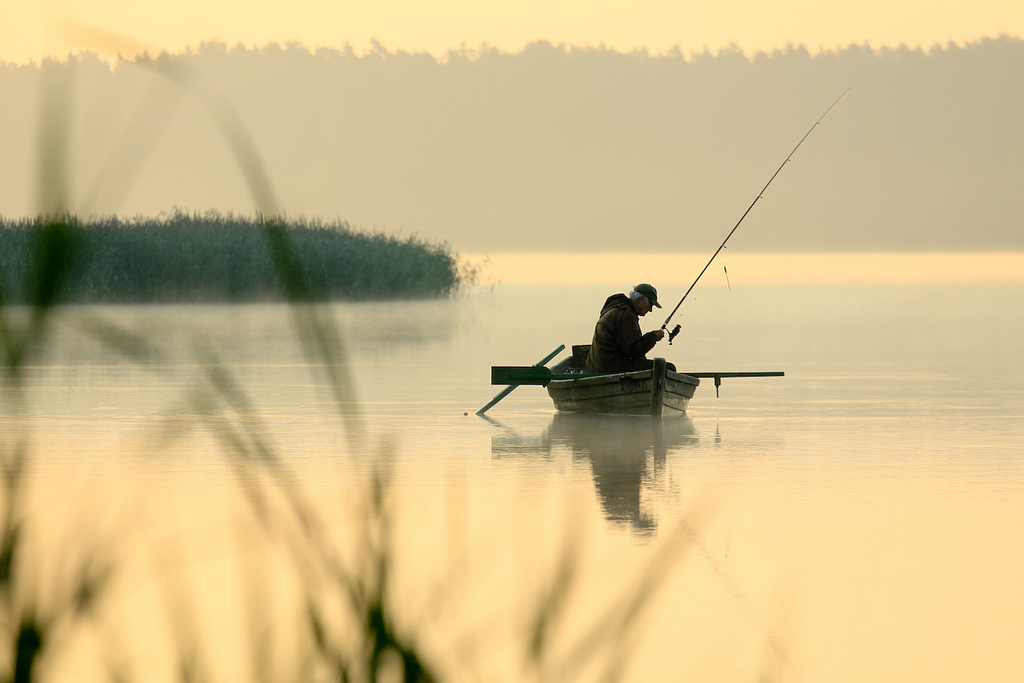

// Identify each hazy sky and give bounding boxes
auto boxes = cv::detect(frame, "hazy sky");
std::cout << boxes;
[4,0,1023,64]
[3,0,1022,262]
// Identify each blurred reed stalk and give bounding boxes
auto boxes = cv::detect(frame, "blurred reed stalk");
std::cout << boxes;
[0,29,792,683]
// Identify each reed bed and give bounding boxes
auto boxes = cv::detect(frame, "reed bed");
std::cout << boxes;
[0,211,470,304]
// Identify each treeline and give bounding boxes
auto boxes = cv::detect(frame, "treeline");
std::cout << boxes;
[0,212,469,304]
[1,38,1022,252]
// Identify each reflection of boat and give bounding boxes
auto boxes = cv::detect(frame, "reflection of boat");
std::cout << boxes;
[549,412,699,534]
[486,412,698,534]
[547,412,698,460]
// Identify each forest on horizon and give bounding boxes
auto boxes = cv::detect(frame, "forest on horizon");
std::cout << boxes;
[1,36,1021,253]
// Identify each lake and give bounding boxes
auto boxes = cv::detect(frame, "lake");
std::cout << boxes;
[5,281,1024,682]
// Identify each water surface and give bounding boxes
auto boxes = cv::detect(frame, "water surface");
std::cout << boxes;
[7,283,1024,682]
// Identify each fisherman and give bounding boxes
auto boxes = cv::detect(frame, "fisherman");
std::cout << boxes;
[586,283,675,373]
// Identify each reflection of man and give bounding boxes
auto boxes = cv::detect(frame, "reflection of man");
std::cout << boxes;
[586,283,673,373]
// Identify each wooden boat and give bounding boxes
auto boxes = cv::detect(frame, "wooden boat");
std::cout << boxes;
[486,344,784,417]
[545,355,697,416]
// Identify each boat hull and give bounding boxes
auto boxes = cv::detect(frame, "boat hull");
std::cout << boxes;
[546,365,699,415]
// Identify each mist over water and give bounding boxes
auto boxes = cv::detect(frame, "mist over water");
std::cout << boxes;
[10,281,1024,681]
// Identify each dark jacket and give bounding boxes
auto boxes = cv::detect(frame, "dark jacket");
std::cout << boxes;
[585,293,659,373]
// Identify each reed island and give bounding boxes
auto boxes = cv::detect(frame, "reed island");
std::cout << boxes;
[0,211,471,304]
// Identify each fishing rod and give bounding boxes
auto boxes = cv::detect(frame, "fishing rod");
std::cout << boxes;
[661,89,850,343]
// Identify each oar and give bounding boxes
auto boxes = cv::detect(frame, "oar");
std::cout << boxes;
[491,366,784,389]
[475,344,565,415]
[683,371,785,397]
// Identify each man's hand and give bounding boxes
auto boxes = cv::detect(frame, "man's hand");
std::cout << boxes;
[653,329,666,341]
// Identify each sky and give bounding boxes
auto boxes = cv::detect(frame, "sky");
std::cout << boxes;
[4,0,1023,64]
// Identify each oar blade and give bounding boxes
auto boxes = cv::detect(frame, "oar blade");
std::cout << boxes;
[491,366,555,386]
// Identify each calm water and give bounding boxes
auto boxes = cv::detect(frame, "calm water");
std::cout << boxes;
[6,283,1024,682]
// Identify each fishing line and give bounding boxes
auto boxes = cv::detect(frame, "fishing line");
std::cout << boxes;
[723,244,731,291]
[661,89,850,343]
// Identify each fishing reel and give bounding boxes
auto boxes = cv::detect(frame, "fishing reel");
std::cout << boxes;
[667,324,681,345]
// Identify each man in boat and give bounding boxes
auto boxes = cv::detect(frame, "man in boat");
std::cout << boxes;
[586,283,675,373]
